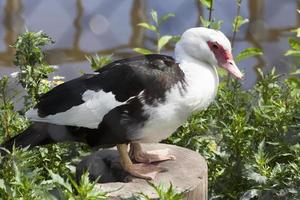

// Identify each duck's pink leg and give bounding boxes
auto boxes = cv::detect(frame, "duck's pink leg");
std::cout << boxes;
[117,144,166,180]
[129,142,176,163]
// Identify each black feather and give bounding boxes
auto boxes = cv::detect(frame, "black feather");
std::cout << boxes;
[35,54,185,117]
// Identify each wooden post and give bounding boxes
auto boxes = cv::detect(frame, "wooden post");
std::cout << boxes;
[76,143,208,200]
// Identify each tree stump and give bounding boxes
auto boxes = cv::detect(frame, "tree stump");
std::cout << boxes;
[76,143,207,200]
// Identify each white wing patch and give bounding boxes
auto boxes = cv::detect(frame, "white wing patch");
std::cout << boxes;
[26,90,123,129]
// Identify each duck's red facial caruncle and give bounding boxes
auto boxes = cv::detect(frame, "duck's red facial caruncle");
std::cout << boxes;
[207,41,244,79]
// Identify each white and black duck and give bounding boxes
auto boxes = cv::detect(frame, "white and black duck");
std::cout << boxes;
[2,27,243,179]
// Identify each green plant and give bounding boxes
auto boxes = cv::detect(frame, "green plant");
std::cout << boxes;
[49,170,107,200]
[0,76,29,141]
[86,54,113,71]
[134,182,183,200]
[199,0,224,30]
[168,69,300,199]
[0,146,100,200]
[230,0,262,65]
[0,31,59,142]
[0,30,99,200]
[13,31,55,108]
[231,0,248,47]
[134,10,179,54]
[0,147,56,199]
[285,38,300,57]
[235,48,263,62]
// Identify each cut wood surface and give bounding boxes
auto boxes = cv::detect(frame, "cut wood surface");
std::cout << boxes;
[76,143,208,200]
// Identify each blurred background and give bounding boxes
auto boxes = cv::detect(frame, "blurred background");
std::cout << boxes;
[0,0,299,88]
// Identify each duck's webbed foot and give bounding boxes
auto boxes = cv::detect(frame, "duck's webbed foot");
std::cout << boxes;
[129,142,176,163]
[117,144,166,180]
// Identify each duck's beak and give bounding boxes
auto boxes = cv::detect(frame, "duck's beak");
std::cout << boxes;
[221,59,244,80]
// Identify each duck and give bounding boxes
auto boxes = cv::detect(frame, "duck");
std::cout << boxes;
[2,27,243,180]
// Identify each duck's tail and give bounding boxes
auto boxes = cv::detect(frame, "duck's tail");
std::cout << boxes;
[1,122,86,153]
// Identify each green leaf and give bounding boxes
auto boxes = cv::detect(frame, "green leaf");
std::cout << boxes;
[0,179,6,192]
[241,189,260,200]
[158,35,173,52]
[137,23,156,32]
[200,17,222,30]
[236,48,263,62]
[232,16,249,32]
[291,28,300,37]
[235,0,243,5]
[287,38,300,50]
[199,0,213,9]
[248,172,267,184]
[86,54,113,70]
[48,170,73,192]
[217,67,228,78]
[133,48,153,55]
[290,69,300,75]
[285,39,300,56]
[210,20,223,30]
[200,16,223,30]
[159,13,175,25]
[200,16,211,28]
[146,181,183,199]
[285,50,300,57]
[151,9,158,25]
[171,35,181,43]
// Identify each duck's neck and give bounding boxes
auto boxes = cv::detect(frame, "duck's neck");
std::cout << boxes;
[174,49,219,112]
[175,46,219,83]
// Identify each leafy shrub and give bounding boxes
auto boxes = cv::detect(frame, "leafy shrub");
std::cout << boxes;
[0,31,98,199]
[86,54,113,71]
[0,76,29,141]
[133,9,179,55]
[13,31,55,107]
[134,182,183,200]
[168,70,300,199]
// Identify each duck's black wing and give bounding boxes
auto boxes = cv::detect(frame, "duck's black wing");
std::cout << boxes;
[31,54,185,120]
[5,55,186,150]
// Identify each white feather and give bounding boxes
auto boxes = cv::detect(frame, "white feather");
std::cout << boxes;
[137,59,219,143]
[135,28,223,143]
[26,90,123,128]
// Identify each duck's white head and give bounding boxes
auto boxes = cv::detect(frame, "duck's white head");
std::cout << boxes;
[175,27,243,79]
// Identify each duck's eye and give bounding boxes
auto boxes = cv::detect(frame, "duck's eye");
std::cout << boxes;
[212,44,219,49]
